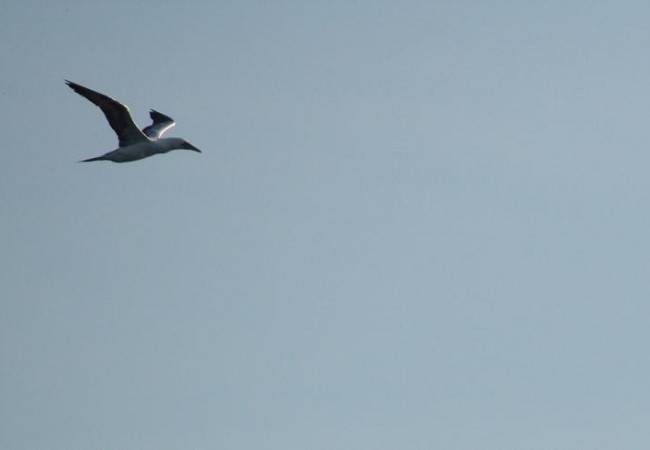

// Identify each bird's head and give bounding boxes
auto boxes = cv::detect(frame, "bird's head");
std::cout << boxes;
[165,137,201,153]
[180,140,201,153]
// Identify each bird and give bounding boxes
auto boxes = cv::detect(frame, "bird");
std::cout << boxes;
[65,80,201,163]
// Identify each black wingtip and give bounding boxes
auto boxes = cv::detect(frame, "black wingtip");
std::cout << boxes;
[65,80,83,93]
[149,109,174,123]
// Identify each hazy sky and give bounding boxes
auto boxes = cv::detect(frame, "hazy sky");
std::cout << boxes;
[3,1,650,449]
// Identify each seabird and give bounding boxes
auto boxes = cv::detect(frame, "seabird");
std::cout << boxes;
[65,80,201,163]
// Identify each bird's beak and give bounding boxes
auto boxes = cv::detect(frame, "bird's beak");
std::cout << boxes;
[184,142,201,153]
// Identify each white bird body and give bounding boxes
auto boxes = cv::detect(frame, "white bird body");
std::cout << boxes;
[65,80,201,163]
[83,138,194,163]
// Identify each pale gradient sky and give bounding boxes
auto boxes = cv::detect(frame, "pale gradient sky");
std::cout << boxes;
[2,1,650,449]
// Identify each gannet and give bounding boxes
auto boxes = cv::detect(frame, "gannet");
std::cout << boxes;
[65,80,201,163]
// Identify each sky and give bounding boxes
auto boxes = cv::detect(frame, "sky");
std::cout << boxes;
[2,1,650,448]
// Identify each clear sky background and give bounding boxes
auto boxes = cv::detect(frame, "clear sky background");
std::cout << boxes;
[2,1,650,449]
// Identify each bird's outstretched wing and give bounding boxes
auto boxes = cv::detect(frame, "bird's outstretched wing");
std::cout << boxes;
[65,80,150,147]
[142,110,176,139]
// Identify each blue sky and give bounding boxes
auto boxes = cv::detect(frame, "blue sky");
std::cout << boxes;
[2,1,650,449]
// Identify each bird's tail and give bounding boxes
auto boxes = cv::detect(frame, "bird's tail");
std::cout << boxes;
[79,156,109,162]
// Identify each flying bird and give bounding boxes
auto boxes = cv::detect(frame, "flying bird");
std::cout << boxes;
[65,80,201,163]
